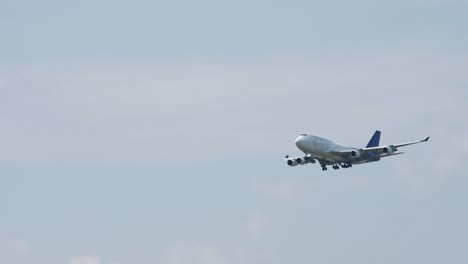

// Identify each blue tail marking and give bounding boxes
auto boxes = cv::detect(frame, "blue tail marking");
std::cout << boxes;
[366,130,381,148]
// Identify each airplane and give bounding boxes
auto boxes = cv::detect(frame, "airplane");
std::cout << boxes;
[285,130,429,171]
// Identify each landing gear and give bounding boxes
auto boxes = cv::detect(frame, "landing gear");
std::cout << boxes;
[318,160,353,171]
[321,161,353,171]
[318,159,328,171]
[340,162,353,169]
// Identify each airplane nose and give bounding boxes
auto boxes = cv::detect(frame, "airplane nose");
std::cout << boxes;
[295,136,305,148]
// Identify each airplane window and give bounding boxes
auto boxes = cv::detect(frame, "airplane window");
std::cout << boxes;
[300,133,307,136]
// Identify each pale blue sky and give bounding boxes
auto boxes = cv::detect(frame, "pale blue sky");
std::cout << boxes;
[1,1,468,264]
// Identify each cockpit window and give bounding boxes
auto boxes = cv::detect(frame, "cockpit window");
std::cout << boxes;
[300,133,307,136]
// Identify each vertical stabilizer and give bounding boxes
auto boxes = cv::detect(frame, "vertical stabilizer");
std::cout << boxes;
[366,130,381,148]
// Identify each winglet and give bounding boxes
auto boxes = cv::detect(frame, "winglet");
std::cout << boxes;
[423,137,430,142]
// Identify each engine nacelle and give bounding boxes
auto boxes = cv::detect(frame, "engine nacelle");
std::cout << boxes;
[382,146,394,154]
[296,157,307,165]
[287,156,316,166]
[287,158,298,166]
[350,150,361,158]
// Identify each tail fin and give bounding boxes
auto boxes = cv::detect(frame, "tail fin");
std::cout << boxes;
[366,130,381,148]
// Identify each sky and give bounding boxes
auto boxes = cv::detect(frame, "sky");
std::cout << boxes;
[1,0,468,264]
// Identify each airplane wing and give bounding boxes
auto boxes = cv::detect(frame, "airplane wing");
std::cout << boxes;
[393,137,430,148]
[380,152,405,158]
[330,137,429,158]
[361,136,430,152]
[330,148,382,160]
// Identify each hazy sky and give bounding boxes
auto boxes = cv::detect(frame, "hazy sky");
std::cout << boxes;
[1,1,468,264]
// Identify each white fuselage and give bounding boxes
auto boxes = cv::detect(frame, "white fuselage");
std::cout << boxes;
[295,134,356,162]
[288,131,429,169]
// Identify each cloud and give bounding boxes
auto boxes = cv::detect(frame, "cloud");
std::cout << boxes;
[256,179,296,200]
[161,243,229,264]
[0,238,31,264]
[388,105,468,194]
[5,239,30,255]
[1,53,466,163]
[69,256,101,264]
[247,211,270,240]
[252,176,323,201]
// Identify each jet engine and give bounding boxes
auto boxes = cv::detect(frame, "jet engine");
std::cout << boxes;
[296,156,316,165]
[350,150,361,158]
[287,158,298,166]
[296,157,307,165]
[382,146,394,154]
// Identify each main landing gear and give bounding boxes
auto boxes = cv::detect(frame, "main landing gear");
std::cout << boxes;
[327,162,353,171]
[340,162,352,169]
[320,161,352,171]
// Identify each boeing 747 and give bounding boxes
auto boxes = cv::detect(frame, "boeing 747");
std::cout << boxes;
[285,131,429,171]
